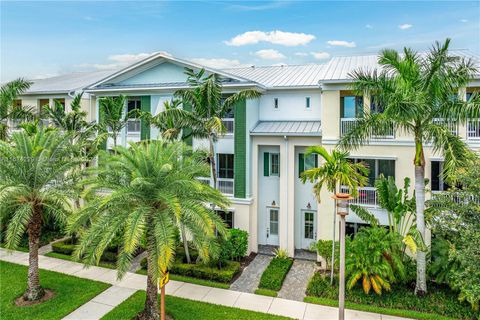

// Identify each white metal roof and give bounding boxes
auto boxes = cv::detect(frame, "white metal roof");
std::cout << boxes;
[251,121,322,136]
[25,70,116,94]
[222,64,325,88]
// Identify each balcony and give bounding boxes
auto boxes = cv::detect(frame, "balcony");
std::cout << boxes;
[467,119,480,140]
[432,118,458,136]
[340,186,378,207]
[196,177,234,196]
[221,118,234,135]
[340,118,394,139]
[431,191,479,204]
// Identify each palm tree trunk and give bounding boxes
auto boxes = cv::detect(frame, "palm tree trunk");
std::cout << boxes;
[181,224,191,264]
[414,164,427,295]
[208,134,217,190]
[24,205,44,301]
[138,250,160,320]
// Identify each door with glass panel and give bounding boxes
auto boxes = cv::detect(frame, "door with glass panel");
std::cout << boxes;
[266,208,279,246]
[302,211,316,249]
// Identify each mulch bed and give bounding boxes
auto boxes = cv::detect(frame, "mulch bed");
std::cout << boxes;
[15,289,55,306]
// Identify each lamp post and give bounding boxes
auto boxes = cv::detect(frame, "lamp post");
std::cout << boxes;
[332,193,353,320]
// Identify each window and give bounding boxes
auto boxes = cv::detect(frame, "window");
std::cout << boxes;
[298,153,318,177]
[53,98,66,110]
[341,96,363,118]
[346,222,370,237]
[270,153,280,176]
[127,98,141,115]
[38,99,49,109]
[274,98,279,109]
[13,100,22,108]
[351,158,395,186]
[370,96,384,114]
[269,209,279,235]
[217,210,234,229]
[218,153,234,179]
[305,97,311,109]
[431,161,451,191]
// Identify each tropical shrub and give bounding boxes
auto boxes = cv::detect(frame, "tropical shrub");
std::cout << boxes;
[273,248,288,259]
[217,229,249,264]
[258,257,293,291]
[170,260,240,283]
[346,227,405,295]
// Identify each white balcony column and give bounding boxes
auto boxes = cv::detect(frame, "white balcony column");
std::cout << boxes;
[286,138,296,257]
[458,87,468,139]
[279,138,290,255]
[250,142,260,253]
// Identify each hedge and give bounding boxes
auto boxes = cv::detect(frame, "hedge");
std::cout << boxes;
[258,258,293,291]
[306,272,476,320]
[51,238,118,263]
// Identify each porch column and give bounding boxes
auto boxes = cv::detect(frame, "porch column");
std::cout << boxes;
[279,139,289,253]
[286,139,296,257]
[250,141,259,253]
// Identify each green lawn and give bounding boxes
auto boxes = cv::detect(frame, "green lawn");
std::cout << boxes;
[45,251,117,269]
[0,261,111,320]
[102,291,292,320]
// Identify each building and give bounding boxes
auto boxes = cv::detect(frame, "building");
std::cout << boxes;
[12,51,480,258]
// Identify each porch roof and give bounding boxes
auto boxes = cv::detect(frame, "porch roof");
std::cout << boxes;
[250,121,322,136]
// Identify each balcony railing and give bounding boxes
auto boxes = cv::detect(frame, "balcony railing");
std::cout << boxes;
[340,118,394,139]
[196,177,234,196]
[431,191,479,204]
[432,118,458,136]
[340,186,378,207]
[127,119,141,134]
[467,119,480,140]
[221,118,234,135]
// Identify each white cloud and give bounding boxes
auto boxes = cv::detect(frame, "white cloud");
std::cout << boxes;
[190,58,250,69]
[310,51,330,60]
[294,52,309,57]
[77,52,158,70]
[460,19,468,23]
[365,24,373,29]
[326,40,356,48]
[398,24,413,30]
[225,30,316,47]
[254,49,286,60]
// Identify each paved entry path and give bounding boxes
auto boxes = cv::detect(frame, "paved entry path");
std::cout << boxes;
[230,254,272,293]
[278,259,317,301]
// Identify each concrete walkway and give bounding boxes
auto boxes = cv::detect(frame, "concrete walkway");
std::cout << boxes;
[231,254,272,293]
[278,259,317,301]
[0,248,410,320]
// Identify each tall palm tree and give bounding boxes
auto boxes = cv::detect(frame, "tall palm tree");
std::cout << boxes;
[0,128,83,301]
[170,68,261,190]
[98,95,128,150]
[0,78,33,140]
[338,39,479,295]
[69,141,230,320]
[139,99,183,141]
[301,145,368,284]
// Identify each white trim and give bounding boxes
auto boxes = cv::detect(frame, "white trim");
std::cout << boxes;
[347,155,398,160]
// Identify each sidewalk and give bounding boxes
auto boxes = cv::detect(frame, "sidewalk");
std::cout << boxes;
[0,248,409,320]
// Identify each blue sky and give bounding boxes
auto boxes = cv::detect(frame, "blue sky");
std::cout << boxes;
[1,1,479,81]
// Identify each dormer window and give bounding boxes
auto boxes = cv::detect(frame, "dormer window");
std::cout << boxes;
[274,98,279,109]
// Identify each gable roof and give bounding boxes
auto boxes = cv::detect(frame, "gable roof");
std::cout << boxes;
[222,64,325,88]
[87,52,258,90]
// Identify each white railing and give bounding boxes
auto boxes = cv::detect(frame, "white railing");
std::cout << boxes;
[341,186,378,207]
[340,118,394,139]
[127,119,141,134]
[218,178,234,195]
[467,119,480,140]
[221,119,234,135]
[196,177,234,196]
[431,191,479,204]
[432,118,458,136]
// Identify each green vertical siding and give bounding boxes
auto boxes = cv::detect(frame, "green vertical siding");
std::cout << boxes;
[234,100,246,198]
[140,96,151,140]
[264,152,270,176]
[183,102,193,146]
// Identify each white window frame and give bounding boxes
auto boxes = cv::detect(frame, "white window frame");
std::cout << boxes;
[270,153,280,176]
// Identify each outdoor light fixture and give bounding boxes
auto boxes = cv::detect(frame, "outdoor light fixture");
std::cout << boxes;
[307,202,311,209]
[332,192,353,320]
[271,200,276,206]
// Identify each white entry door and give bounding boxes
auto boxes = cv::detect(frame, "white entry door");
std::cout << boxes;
[302,211,316,249]
[266,208,279,246]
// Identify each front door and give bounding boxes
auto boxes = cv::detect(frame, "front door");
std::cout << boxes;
[302,211,316,249]
[266,208,279,246]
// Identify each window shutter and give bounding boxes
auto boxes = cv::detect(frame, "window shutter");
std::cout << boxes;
[314,154,318,168]
[299,153,304,177]
[140,96,151,140]
[264,152,270,176]
[340,97,345,118]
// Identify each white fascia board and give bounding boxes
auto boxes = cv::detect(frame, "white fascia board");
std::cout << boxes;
[250,132,322,137]
[85,83,265,94]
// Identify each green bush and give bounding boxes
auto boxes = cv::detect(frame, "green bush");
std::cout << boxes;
[51,238,124,263]
[258,257,293,291]
[306,272,476,320]
[170,260,240,283]
[217,229,249,264]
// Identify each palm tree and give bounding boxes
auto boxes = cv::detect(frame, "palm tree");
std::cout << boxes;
[69,141,230,320]
[0,128,83,301]
[172,68,261,191]
[338,39,479,294]
[300,145,368,284]
[0,78,33,140]
[139,99,183,141]
[98,95,128,150]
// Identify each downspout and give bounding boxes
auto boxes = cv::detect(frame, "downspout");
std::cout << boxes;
[284,135,289,255]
